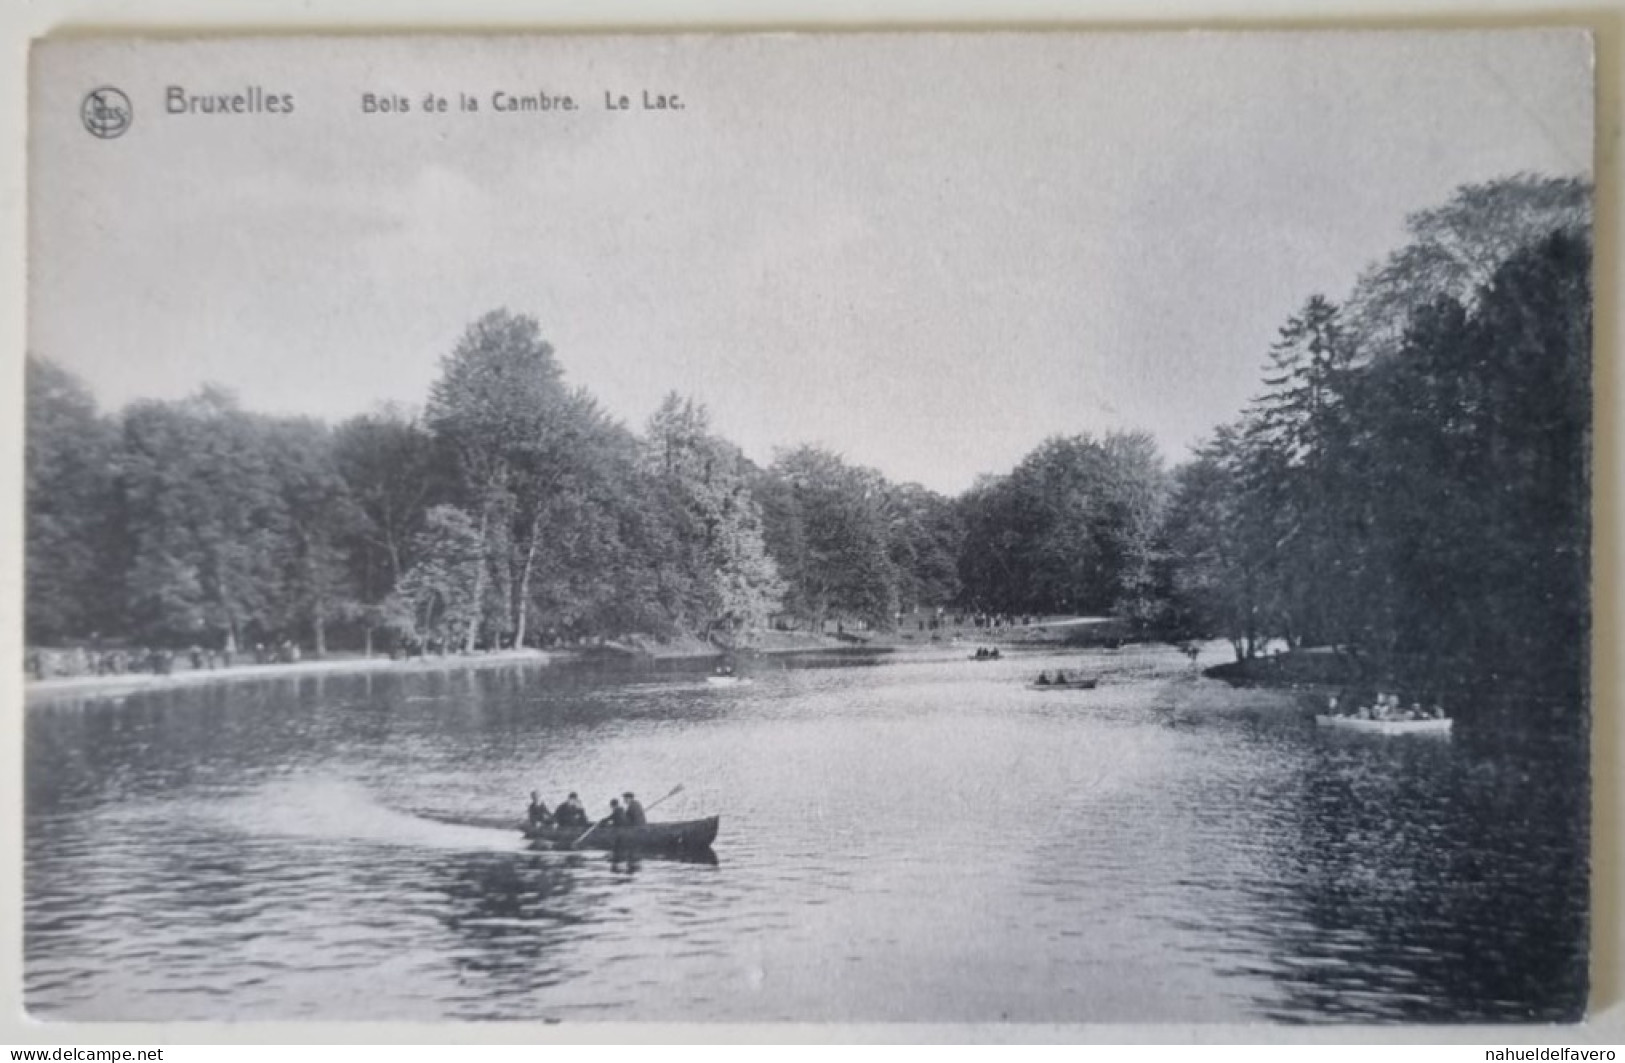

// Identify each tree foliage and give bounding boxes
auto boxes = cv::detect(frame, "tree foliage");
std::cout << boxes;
[24,175,1594,707]
[1166,213,1591,699]
[24,356,120,643]
[957,432,1167,620]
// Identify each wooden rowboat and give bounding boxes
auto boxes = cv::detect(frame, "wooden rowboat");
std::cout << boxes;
[1025,679,1099,691]
[521,815,720,851]
[705,675,752,687]
[1315,715,1452,736]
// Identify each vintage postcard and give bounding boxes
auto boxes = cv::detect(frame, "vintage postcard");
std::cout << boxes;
[23,31,1595,1024]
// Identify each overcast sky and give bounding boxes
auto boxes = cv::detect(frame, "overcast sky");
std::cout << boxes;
[30,31,1593,493]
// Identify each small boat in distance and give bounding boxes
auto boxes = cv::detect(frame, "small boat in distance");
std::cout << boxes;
[1315,715,1452,736]
[521,815,721,851]
[1026,678,1099,691]
[705,675,752,687]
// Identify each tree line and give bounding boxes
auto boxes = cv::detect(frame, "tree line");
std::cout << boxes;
[26,174,1591,699]
[1159,175,1591,699]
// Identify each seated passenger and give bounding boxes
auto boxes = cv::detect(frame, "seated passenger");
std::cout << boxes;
[556,792,586,827]
[1054,671,1068,685]
[602,798,627,828]
[1035,672,1051,686]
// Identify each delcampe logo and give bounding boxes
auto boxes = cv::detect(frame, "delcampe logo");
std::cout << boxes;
[81,86,132,139]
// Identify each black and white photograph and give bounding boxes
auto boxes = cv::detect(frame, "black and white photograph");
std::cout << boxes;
[21,31,1596,1025]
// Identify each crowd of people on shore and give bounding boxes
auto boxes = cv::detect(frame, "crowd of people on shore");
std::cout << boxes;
[913,611,1041,633]
[527,790,647,831]
[1325,692,1446,721]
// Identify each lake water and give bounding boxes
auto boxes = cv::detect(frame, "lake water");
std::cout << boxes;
[24,645,1589,1023]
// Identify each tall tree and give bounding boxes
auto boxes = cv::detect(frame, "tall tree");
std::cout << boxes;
[333,407,442,654]
[118,389,284,651]
[762,447,900,630]
[955,432,1167,618]
[25,357,121,643]
[882,482,965,616]
[1237,295,1357,646]
[1347,175,1591,360]
[263,417,365,656]
[426,310,579,650]
[389,504,486,650]
[643,394,784,641]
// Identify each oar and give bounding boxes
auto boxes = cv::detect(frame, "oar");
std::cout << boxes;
[644,783,686,814]
[571,783,686,849]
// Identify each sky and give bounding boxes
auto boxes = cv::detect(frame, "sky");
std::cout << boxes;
[29,31,1595,494]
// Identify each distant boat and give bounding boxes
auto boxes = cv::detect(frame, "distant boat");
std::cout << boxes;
[521,816,721,851]
[1315,714,1452,736]
[1026,678,1099,691]
[705,675,752,687]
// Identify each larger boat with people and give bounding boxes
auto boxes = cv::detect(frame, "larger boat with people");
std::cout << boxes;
[1315,715,1452,737]
[1315,692,1452,737]
[521,784,718,851]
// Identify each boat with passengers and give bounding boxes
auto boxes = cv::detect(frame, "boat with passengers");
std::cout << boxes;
[521,815,720,851]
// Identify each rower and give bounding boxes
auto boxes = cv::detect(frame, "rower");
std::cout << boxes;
[602,798,627,828]
[527,790,554,828]
[1036,672,1051,686]
[624,791,646,826]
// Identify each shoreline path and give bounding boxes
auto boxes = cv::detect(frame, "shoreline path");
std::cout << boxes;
[21,649,564,707]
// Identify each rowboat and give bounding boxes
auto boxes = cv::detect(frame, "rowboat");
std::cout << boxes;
[1025,679,1098,691]
[1314,715,1452,736]
[705,675,752,687]
[521,815,721,851]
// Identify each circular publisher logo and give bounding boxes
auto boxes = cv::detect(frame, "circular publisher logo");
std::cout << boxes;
[81,87,133,139]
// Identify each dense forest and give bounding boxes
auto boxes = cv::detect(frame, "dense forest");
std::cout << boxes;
[25,175,1592,699]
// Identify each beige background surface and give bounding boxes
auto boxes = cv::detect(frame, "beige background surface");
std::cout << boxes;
[1,0,1620,1046]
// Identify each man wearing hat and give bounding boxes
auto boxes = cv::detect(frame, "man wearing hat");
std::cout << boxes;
[556,791,587,827]
[624,791,646,826]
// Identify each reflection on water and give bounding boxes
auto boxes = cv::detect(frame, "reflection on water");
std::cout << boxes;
[25,648,1587,1022]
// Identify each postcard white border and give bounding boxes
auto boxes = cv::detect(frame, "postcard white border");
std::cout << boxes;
[1,0,1620,1048]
